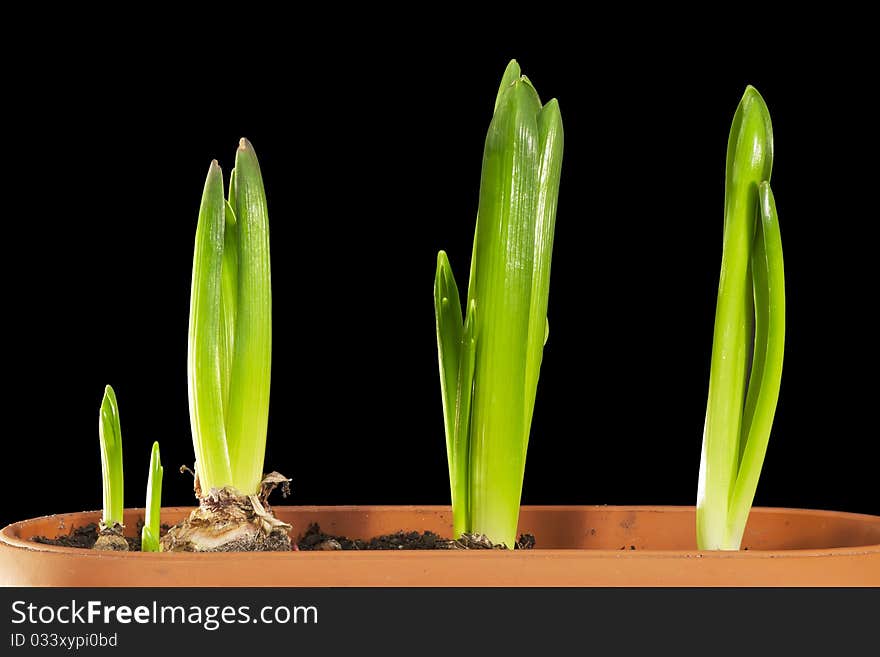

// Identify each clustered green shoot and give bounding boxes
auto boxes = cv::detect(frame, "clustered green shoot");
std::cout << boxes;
[98,385,124,528]
[188,139,272,496]
[435,60,563,548]
[697,86,785,550]
[140,442,163,552]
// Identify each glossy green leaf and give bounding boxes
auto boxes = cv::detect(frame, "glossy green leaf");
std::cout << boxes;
[467,77,541,547]
[188,160,232,491]
[226,139,272,495]
[523,98,563,454]
[435,250,463,495]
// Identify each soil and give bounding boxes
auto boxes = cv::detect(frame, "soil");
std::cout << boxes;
[32,523,101,550]
[296,523,536,551]
[31,519,167,552]
[32,520,537,551]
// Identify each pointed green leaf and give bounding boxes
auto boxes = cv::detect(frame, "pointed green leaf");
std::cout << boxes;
[467,77,542,547]
[188,160,232,491]
[98,385,124,525]
[523,98,563,453]
[226,139,272,495]
[434,251,463,497]
[141,441,163,552]
[493,59,521,113]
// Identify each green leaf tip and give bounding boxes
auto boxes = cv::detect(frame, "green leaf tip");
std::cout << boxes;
[728,84,774,185]
[99,384,119,427]
[436,249,451,276]
[434,248,464,502]
[493,59,523,113]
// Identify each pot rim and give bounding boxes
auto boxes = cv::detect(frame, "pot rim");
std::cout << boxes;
[3,505,879,559]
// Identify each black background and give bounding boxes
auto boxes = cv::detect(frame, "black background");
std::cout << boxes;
[3,35,877,531]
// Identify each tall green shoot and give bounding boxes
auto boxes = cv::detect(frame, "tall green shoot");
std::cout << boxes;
[697,86,785,550]
[435,60,563,547]
[188,139,272,495]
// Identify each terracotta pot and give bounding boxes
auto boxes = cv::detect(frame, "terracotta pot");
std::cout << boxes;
[2,505,878,586]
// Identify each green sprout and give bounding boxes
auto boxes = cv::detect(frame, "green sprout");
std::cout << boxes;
[98,385,124,527]
[697,86,785,550]
[140,441,163,552]
[434,60,563,548]
[188,138,271,496]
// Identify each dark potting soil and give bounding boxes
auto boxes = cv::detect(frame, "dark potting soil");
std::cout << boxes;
[32,523,102,550]
[30,520,170,552]
[296,523,536,551]
[31,521,536,551]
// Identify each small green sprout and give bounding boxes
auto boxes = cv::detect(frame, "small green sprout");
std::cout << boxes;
[98,385,124,527]
[140,441,163,552]
[697,86,785,550]
[435,60,563,548]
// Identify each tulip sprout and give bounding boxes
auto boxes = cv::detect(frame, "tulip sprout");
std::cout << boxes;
[697,86,785,550]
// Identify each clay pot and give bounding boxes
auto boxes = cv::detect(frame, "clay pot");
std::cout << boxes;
[2,505,878,586]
